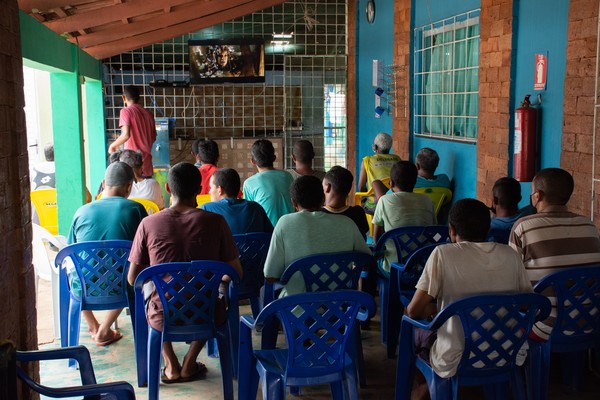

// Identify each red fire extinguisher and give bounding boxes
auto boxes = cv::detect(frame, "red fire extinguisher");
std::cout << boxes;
[514,95,538,182]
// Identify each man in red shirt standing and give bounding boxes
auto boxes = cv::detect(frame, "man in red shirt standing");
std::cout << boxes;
[109,85,156,178]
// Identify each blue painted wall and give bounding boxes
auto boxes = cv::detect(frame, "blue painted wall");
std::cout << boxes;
[412,0,481,201]
[513,0,569,207]
[355,0,395,180]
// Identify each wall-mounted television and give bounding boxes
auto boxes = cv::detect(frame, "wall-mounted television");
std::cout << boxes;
[189,39,265,84]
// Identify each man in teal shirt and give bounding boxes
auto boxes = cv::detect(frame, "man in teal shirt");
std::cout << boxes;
[243,139,295,227]
[67,162,147,346]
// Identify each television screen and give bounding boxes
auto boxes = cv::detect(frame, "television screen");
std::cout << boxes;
[189,39,265,84]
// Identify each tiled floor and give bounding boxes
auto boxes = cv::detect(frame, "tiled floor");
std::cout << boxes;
[35,279,600,399]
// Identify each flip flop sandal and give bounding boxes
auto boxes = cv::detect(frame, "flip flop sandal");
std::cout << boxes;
[94,330,122,347]
[179,362,208,382]
[160,368,181,384]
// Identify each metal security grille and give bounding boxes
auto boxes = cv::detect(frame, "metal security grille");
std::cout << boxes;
[413,9,480,142]
[103,0,348,170]
[283,55,347,171]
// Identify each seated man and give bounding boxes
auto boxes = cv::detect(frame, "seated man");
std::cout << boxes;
[357,132,400,193]
[127,162,242,383]
[193,138,219,195]
[489,177,534,235]
[119,149,165,209]
[372,161,436,272]
[414,147,451,189]
[201,168,273,234]
[68,162,148,346]
[286,139,325,180]
[322,166,369,240]
[243,139,295,227]
[407,199,531,397]
[509,168,600,340]
[264,175,371,297]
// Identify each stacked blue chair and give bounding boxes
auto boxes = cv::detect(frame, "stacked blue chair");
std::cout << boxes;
[234,232,271,317]
[262,251,375,388]
[395,293,551,400]
[133,260,239,400]
[17,345,136,399]
[387,243,443,358]
[527,265,600,399]
[238,290,376,400]
[55,240,133,367]
[372,225,450,344]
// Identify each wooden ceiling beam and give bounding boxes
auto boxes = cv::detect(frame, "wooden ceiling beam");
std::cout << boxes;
[71,0,256,48]
[85,0,285,59]
[44,0,198,33]
[19,0,81,12]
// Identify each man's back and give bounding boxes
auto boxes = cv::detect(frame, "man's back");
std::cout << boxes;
[417,241,531,378]
[119,103,156,177]
[129,208,238,266]
[415,174,451,189]
[264,210,370,297]
[373,191,436,231]
[68,196,147,243]
[363,153,401,189]
[201,198,273,234]
[243,169,294,227]
[509,208,600,282]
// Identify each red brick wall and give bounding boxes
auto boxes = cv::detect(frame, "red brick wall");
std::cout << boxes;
[347,0,357,186]
[392,0,411,160]
[561,0,599,223]
[1,1,38,398]
[476,0,515,200]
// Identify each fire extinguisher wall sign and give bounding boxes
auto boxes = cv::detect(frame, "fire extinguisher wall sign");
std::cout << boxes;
[514,95,537,182]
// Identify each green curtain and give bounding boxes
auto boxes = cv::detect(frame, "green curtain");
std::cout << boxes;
[423,21,479,139]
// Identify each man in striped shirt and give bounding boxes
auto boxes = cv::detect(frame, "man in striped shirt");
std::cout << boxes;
[509,168,600,339]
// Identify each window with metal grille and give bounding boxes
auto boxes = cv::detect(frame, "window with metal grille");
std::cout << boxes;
[413,10,480,142]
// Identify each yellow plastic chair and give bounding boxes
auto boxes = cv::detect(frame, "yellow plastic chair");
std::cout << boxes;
[129,197,160,215]
[413,187,453,215]
[196,194,212,208]
[354,178,391,237]
[31,189,59,235]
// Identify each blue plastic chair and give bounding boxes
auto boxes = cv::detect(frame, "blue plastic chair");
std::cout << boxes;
[527,265,600,399]
[16,345,136,399]
[55,240,133,367]
[133,260,240,400]
[238,290,376,400]
[395,293,551,400]
[387,243,443,358]
[234,232,271,317]
[262,251,375,388]
[372,225,450,344]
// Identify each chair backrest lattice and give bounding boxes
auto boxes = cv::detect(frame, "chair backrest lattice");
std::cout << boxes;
[375,225,450,265]
[534,265,600,348]
[257,291,376,375]
[280,252,375,293]
[55,241,132,308]
[234,233,271,295]
[432,294,550,378]
[397,244,442,304]
[146,261,240,338]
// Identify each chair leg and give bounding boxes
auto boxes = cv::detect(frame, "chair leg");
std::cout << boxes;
[216,331,234,400]
[344,358,360,400]
[67,300,82,369]
[348,325,366,388]
[250,296,261,319]
[330,381,344,400]
[561,350,587,392]
[378,277,389,344]
[387,268,402,358]
[147,330,163,400]
[260,369,283,400]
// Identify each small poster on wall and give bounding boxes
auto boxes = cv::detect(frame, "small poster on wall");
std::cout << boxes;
[534,53,547,91]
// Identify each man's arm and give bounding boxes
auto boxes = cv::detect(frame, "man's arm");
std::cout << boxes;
[226,258,243,280]
[108,125,130,154]
[357,161,367,192]
[407,289,437,320]
[127,261,144,286]
[372,224,384,244]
